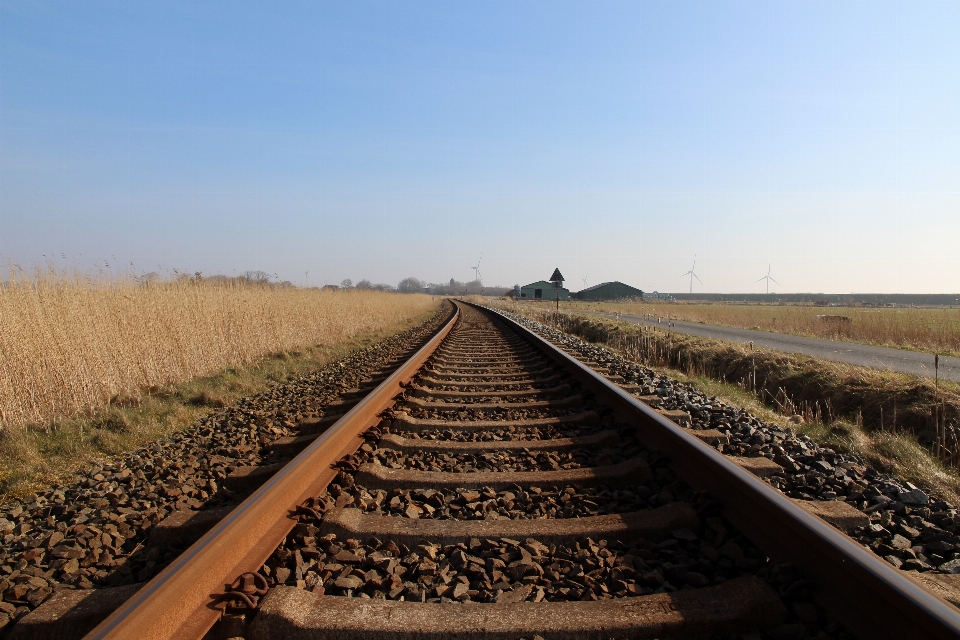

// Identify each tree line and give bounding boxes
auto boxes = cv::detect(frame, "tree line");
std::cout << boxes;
[336,277,509,295]
[152,271,508,295]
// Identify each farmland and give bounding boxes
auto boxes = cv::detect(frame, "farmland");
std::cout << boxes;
[551,301,960,357]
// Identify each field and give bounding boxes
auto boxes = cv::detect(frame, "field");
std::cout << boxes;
[0,268,439,431]
[549,300,960,357]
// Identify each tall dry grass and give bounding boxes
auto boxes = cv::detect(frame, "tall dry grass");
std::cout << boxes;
[0,267,438,430]
[554,301,960,356]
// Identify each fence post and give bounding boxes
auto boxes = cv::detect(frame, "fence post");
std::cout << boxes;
[935,354,940,393]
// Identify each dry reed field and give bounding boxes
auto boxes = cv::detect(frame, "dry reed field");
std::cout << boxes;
[0,268,439,431]
[555,301,960,356]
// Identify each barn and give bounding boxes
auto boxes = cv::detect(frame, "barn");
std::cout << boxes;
[519,280,570,300]
[573,281,643,301]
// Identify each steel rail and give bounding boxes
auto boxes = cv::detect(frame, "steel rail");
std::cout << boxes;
[83,304,460,640]
[475,302,960,640]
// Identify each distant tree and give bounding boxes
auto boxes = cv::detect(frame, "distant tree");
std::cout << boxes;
[340,279,353,289]
[397,277,424,293]
[355,279,374,290]
[243,270,271,284]
[175,270,204,284]
[138,272,160,286]
[423,277,506,296]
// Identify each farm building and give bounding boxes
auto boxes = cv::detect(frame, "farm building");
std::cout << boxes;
[573,281,643,301]
[519,280,570,300]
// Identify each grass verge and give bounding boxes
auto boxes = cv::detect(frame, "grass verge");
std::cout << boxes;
[672,370,960,504]
[0,308,438,501]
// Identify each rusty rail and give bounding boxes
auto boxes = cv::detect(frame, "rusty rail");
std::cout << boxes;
[84,304,460,640]
[479,302,960,640]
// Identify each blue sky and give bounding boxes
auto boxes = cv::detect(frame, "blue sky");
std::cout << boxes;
[1,1,958,293]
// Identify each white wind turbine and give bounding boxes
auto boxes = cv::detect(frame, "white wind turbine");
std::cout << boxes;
[471,255,482,284]
[680,257,702,294]
[757,264,780,294]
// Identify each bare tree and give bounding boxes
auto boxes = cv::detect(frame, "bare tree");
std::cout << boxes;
[243,270,271,284]
[397,277,424,293]
[426,278,507,296]
[340,279,353,290]
[138,272,160,287]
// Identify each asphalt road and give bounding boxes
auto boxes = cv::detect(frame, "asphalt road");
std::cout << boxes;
[577,310,960,384]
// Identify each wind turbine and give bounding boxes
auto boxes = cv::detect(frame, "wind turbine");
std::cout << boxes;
[680,257,702,294]
[471,255,482,284]
[757,264,780,294]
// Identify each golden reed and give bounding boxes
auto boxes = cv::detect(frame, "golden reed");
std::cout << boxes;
[0,267,438,430]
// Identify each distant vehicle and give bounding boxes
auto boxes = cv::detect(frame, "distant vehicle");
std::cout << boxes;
[644,291,676,302]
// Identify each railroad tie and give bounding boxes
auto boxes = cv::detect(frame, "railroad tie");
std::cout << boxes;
[353,457,652,490]
[389,410,599,433]
[377,429,620,454]
[318,501,699,548]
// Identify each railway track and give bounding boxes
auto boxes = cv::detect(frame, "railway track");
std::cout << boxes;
[65,301,960,639]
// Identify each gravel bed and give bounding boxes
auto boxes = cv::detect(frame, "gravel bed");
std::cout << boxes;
[403,424,608,442]
[322,481,671,521]
[407,406,584,422]
[416,383,561,393]
[496,308,960,578]
[315,440,681,522]
[264,519,770,605]
[0,306,453,631]
[364,445,631,473]
[428,363,549,371]
[409,394,568,405]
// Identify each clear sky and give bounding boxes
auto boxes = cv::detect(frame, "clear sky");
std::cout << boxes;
[1,1,958,293]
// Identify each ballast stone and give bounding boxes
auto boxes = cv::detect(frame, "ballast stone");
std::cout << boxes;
[898,489,930,505]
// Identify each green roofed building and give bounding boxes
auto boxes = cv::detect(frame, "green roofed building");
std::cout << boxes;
[519,280,570,300]
[573,281,643,301]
